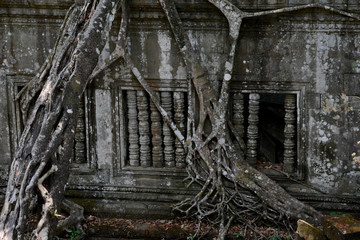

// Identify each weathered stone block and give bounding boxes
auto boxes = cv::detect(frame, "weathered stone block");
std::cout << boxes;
[289,0,312,5]
[322,214,360,240]
[344,74,360,96]
[1,0,360,218]
[296,219,325,240]
[307,93,321,109]
[258,0,287,8]
[0,71,12,168]
[232,0,258,8]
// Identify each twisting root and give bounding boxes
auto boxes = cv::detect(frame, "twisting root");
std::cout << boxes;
[55,199,85,238]
[32,165,58,240]
[154,0,360,238]
[3,1,358,240]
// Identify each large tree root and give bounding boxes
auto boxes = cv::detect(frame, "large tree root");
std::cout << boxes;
[157,1,360,239]
[1,1,359,240]
[55,200,85,238]
[0,1,118,239]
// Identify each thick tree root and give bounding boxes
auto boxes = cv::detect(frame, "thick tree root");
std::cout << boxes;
[0,1,117,239]
[1,1,359,240]
[55,199,85,237]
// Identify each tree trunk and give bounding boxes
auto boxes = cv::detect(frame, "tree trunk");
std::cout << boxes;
[0,0,118,239]
[160,0,323,233]
[1,0,359,239]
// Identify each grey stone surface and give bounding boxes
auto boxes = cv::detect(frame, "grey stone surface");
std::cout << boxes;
[0,70,11,186]
[0,0,359,216]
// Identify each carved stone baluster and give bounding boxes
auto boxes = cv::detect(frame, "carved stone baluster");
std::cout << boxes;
[232,92,245,138]
[161,91,175,168]
[283,94,296,173]
[74,95,86,163]
[150,92,163,167]
[174,92,186,168]
[246,93,260,165]
[127,90,139,166]
[137,90,151,167]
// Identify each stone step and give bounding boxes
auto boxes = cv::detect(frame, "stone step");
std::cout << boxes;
[296,219,325,240]
[322,214,360,240]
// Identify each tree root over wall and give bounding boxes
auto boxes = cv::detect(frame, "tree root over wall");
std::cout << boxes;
[1,0,359,239]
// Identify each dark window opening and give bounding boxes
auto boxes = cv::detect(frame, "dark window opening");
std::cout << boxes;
[231,92,297,173]
[258,93,286,164]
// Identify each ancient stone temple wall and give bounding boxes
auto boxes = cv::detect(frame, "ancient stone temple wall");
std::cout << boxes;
[1,0,360,217]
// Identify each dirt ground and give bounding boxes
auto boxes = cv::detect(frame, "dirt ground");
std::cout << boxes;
[82,215,297,240]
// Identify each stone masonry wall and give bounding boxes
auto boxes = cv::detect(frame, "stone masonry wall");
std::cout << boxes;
[1,0,360,217]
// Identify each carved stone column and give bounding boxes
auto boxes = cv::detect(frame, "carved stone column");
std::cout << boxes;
[174,92,186,168]
[161,91,175,168]
[150,92,163,167]
[246,93,260,165]
[283,94,296,173]
[127,90,139,167]
[74,95,86,163]
[137,90,151,167]
[232,92,245,138]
